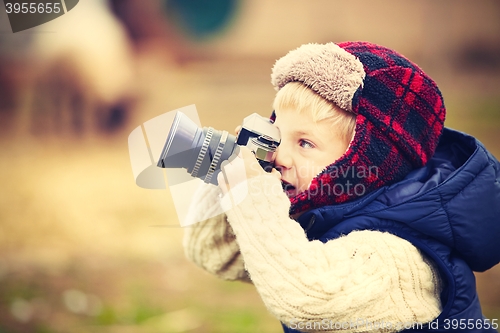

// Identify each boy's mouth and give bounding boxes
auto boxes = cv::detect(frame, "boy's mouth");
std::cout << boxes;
[281,180,296,197]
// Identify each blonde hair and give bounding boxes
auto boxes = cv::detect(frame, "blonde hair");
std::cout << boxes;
[272,82,356,144]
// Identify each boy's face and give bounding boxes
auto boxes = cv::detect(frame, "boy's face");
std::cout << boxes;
[273,108,349,198]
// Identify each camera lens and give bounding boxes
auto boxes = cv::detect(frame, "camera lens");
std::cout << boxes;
[191,127,237,184]
[157,112,237,185]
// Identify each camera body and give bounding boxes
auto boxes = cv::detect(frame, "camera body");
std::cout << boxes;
[157,112,280,185]
[236,113,280,172]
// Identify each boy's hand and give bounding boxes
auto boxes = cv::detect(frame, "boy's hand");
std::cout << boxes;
[218,146,280,195]
[234,125,242,136]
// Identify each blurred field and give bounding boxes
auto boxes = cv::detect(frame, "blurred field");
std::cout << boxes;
[1,53,500,332]
[0,55,284,333]
[1,1,500,332]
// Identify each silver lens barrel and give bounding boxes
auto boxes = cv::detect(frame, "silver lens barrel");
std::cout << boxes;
[204,130,229,184]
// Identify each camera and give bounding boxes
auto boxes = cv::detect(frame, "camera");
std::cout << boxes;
[157,112,280,185]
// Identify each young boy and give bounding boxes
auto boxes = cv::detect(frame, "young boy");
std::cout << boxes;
[183,42,500,332]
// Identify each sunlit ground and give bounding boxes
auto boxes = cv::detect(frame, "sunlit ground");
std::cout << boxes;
[1,54,499,333]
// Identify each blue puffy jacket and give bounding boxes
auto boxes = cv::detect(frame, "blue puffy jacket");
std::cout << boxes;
[283,128,500,333]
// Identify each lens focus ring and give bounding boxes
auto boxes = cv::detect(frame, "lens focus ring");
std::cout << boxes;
[204,130,228,184]
[191,127,213,178]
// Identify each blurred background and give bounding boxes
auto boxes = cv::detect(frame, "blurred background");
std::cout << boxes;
[0,0,499,332]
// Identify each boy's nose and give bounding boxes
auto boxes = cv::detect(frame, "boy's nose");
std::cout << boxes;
[274,144,293,171]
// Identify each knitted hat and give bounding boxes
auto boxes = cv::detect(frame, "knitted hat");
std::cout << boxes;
[271,41,446,215]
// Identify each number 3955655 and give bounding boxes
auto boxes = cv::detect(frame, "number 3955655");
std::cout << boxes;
[5,2,61,14]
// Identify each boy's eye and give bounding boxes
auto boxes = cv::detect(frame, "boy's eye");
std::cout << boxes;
[299,139,314,149]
